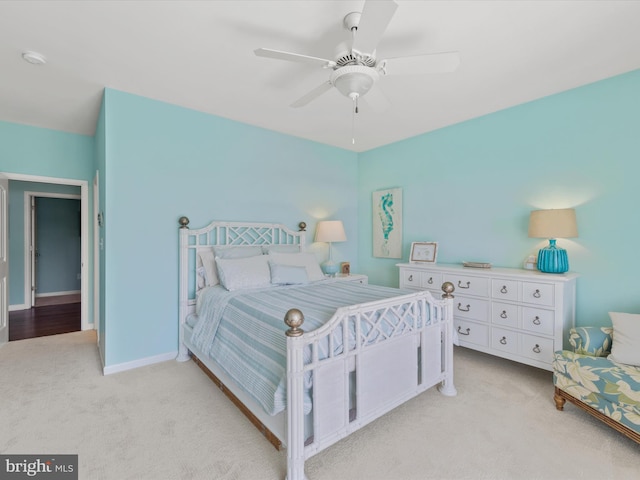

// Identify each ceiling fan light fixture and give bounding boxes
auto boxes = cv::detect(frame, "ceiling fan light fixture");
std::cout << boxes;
[330,65,379,99]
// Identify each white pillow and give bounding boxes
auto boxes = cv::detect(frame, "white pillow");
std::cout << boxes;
[196,266,207,290]
[261,244,301,254]
[197,248,219,287]
[607,312,640,366]
[216,254,272,291]
[197,246,264,288]
[213,245,263,259]
[269,261,309,285]
[268,252,325,282]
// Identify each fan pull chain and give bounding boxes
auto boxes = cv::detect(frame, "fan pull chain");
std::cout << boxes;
[351,93,359,145]
[351,109,355,145]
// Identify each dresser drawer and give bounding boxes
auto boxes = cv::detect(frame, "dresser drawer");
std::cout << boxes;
[491,279,519,302]
[491,302,518,328]
[522,282,554,307]
[519,334,555,364]
[454,296,489,322]
[443,274,489,297]
[521,307,554,336]
[454,319,489,347]
[491,327,519,355]
[421,271,442,290]
[400,268,422,290]
[400,269,442,291]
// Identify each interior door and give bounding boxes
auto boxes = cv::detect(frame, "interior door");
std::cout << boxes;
[0,173,8,347]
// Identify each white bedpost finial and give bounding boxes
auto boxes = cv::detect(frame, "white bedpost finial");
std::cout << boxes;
[179,216,190,229]
[441,281,455,298]
[284,309,305,337]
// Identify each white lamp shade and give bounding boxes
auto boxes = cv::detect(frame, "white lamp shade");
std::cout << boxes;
[315,220,347,243]
[528,208,578,239]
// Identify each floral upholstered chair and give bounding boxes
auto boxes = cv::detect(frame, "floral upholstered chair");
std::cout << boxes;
[553,323,640,444]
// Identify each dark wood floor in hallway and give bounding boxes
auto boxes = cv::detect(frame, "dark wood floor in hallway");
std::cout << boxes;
[9,302,81,341]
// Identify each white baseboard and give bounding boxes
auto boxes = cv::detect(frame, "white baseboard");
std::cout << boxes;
[9,304,28,312]
[36,290,81,298]
[103,351,178,376]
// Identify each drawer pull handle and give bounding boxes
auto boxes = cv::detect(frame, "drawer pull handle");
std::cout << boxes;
[500,286,508,294]
[532,316,541,325]
[427,277,434,284]
[533,289,541,298]
[408,274,413,282]
[457,326,471,336]
[458,281,471,289]
[532,344,541,354]
[457,303,471,312]
[500,310,508,319]
[500,336,507,345]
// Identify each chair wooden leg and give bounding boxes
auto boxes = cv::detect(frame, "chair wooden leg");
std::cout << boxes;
[554,389,566,411]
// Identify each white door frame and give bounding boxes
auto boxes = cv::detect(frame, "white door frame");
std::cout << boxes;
[93,171,100,343]
[0,173,8,348]
[24,191,82,309]
[3,173,91,331]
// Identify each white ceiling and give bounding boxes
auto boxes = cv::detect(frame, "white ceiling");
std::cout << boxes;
[1,1,639,152]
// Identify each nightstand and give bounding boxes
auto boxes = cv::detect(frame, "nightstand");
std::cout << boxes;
[332,273,368,284]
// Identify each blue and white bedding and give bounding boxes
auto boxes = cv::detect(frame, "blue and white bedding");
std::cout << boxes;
[189,280,416,416]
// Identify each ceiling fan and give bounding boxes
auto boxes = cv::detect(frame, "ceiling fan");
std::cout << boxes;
[254,0,460,114]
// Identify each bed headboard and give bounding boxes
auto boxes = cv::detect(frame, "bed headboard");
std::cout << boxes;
[177,216,306,330]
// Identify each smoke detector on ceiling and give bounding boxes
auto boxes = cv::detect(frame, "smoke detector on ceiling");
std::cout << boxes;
[22,51,46,65]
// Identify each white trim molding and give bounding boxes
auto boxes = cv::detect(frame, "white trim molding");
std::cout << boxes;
[103,351,178,376]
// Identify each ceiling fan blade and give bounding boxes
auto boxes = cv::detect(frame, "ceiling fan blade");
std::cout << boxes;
[362,85,390,113]
[254,48,336,68]
[380,51,460,76]
[290,81,333,108]
[351,0,398,55]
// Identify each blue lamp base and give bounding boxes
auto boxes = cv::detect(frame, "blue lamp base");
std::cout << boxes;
[537,239,569,274]
[321,260,340,277]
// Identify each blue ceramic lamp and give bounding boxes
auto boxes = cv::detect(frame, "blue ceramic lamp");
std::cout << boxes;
[315,220,347,276]
[528,208,578,274]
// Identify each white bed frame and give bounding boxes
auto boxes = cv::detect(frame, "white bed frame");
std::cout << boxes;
[177,218,456,480]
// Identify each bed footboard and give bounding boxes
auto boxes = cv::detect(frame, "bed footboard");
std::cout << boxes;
[284,282,456,480]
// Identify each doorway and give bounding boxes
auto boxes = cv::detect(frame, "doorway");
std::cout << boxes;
[1,173,91,344]
[8,193,82,341]
[30,194,82,308]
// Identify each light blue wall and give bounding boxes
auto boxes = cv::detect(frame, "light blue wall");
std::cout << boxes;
[3,69,637,367]
[0,121,93,180]
[101,89,358,366]
[0,121,94,318]
[8,181,81,305]
[358,69,640,327]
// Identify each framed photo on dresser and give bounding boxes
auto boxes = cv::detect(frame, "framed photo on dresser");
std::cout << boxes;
[410,242,438,263]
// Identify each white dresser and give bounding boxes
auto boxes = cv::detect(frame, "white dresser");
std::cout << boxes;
[397,263,578,371]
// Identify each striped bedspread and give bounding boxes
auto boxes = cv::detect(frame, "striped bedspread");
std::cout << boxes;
[189,280,415,416]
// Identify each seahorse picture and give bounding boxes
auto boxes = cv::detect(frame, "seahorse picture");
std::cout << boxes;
[372,188,402,258]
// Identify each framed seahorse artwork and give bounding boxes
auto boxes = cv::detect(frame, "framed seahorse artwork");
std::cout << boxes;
[372,187,402,258]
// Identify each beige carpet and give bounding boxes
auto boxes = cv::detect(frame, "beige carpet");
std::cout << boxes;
[0,331,637,480]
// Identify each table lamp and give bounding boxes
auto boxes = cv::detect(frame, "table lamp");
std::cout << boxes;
[528,208,578,273]
[315,220,347,276]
